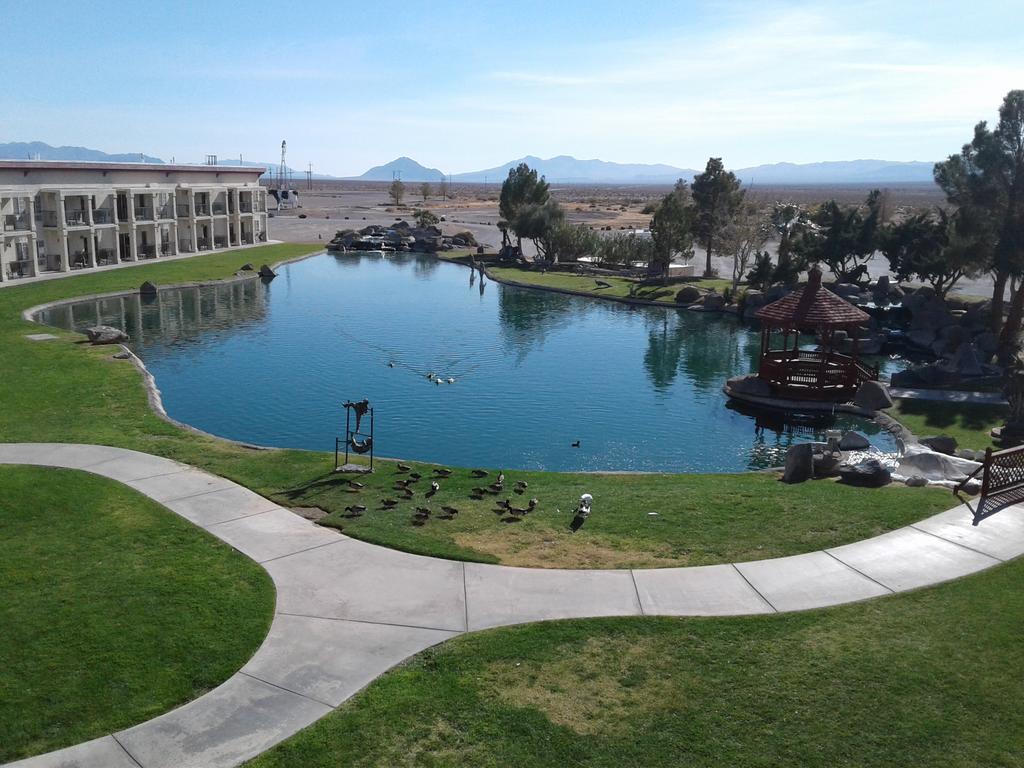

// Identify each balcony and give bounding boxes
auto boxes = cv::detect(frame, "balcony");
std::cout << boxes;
[239,202,253,213]
[92,209,114,225]
[212,203,227,215]
[38,210,59,227]
[138,244,157,259]
[134,207,154,221]
[65,210,90,227]
[178,240,195,253]
[176,204,191,218]
[2,213,31,232]
[160,242,174,256]
[157,205,175,220]
[195,205,210,216]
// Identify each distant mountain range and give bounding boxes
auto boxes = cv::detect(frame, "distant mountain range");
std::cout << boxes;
[0,141,164,164]
[0,142,939,185]
[352,155,938,185]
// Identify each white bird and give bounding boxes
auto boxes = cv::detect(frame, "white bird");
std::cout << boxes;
[435,378,442,385]
[426,372,435,379]
[447,377,456,384]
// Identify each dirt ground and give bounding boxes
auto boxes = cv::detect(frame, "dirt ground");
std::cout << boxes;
[266,180,992,297]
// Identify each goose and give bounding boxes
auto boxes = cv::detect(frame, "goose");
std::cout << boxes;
[381,498,399,508]
[408,472,422,481]
[470,469,489,478]
[413,507,431,519]
[528,498,539,510]
[497,471,505,485]
[400,487,415,498]
[507,505,529,516]
[488,482,504,492]
[426,482,439,498]
[433,468,453,478]
[495,499,511,509]
[397,463,412,473]
[347,480,365,489]
[440,506,459,516]
[514,480,528,489]
[394,479,412,488]
[344,504,366,516]
[471,487,488,495]
[513,486,525,495]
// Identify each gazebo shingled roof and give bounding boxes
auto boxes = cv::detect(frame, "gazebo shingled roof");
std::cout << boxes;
[754,266,869,330]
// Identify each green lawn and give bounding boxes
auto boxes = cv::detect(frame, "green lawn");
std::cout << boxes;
[484,265,732,303]
[248,557,1024,768]
[0,466,274,764]
[889,399,1007,451]
[0,244,951,569]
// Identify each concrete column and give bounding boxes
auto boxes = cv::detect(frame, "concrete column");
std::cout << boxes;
[86,232,97,268]
[129,226,138,261]
[189,190,198,252]
[87,196,95,226]
[57,192,70,272]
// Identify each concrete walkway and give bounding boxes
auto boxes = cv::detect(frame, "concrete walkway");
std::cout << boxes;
[889,387,1007,405]
[3,442,1024,768]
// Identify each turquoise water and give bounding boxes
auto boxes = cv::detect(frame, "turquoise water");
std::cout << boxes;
[39,252,899,472]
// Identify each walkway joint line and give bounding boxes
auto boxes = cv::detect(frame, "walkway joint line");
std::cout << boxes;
[629,570,646,616]
[823,550,896,593]
[909,524,1007,562]
[110,733,145,768]
[731,564,778,612]
[238,671,335,710]
[257,538,348,564]
[275,611,464,636]
[462,563,470,632]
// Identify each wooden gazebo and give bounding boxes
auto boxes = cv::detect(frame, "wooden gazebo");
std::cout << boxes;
[753,267,878,401]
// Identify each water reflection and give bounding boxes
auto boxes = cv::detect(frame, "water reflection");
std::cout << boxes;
[37,253,898,472]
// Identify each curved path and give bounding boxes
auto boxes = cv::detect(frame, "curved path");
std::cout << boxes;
[4,442,1024,768]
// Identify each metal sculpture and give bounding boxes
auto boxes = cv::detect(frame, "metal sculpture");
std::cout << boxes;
[336,398,374,470]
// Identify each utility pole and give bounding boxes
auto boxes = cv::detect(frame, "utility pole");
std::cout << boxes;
[306,163,313,190]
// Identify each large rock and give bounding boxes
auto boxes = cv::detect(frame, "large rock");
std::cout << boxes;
[676,285,702,304]
[838,458,891,487]
[949,342,984,376]
[853,380,894,410]
[782,443,814,484]
[258,264,277,279]
[85,325,129,345]
[839,431,870,450]
[139,281,158,296]
[703,292,725,310]
[743,289,766,307]
[920,435,958,455]
[726,374,772,398]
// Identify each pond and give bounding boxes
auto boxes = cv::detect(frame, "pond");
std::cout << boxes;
[39,252,901,472]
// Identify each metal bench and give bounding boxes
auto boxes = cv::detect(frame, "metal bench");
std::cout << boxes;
[954,444,1024,525]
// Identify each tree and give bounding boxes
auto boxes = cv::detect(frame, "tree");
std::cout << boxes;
[512,199,564,260]
[649,180,694,279]
[420,182,432,202]
[880,209,983,299]
[690,157,744,277]
[388,179,406,206]
[546,222,598,263]
[414,209,439,229]
[935,90,1024,355]
[745,252,775,290]
[721,201,770,289]
[790,191,882,282]
[438,176,449,201]
[769,202,810,269]
[500,163,551,251]
[599,232,655,266]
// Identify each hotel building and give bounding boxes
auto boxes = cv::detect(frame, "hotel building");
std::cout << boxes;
[0,161,268,282]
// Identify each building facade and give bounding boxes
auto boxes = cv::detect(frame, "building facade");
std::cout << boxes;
[0,161,268,282]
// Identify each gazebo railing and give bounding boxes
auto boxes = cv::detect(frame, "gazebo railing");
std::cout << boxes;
[759,349,878,394]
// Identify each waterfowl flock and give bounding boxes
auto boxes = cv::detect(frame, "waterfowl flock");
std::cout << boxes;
[328,463,545,530]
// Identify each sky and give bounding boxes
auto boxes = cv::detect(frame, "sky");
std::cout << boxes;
[2,0,1022,176]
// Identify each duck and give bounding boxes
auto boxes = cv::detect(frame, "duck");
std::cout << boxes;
[344,504,366,516]
[571,440,581,448]
[425,372,435,380]
[397,463,412,473]
[388,362,396,368]
[435,378,442,385]
[447,377,456,384]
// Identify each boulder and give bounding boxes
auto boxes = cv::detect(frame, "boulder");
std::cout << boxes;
[258,264,277,279]
[139,281,158,296]
[703,293,725,310]
[743,289,766,307]
[907,328,936,349]
[949,342,984,376]
[920,435,958,455]
[838,458,891,487]
[675,285,702,304]
[765,284,789,302]
[839,431,870,450]
[956,448,986,462]
[853,380,894,410]
[239,263,253,271]
[871,275,890,294]
[85,325,129,345]
[782,443,814,484]
[905,475,928,487]
[726,374,772,398]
